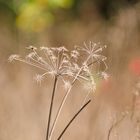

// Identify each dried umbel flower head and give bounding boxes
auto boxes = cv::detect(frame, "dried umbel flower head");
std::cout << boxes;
[9,42,108,140]
[9,42,107,90]
[67,41,108,91]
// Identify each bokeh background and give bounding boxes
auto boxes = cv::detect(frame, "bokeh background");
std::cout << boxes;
[0,0,140,140]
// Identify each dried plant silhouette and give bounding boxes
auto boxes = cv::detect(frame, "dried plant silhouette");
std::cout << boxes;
[106,78,140,140]
[131,78,140,140]
[9,41,108,140]
[107,113,126,140]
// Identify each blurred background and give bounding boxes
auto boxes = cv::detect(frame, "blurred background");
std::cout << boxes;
[0,0,140,140]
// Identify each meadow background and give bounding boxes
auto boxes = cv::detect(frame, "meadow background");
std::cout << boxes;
[0,0,140,140]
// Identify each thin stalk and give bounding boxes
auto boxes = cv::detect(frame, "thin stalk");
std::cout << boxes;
[49,87,91,140]
[107,115,125,140]
[131,94,136,120]
[49,55,92,140]
[49,86,72,140]
[57,99,91,140]
[46,76,58,140]
[81,90,91,106]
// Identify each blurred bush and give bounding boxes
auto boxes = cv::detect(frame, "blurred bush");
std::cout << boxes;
[12,0,75,32]
[0,0,139,32]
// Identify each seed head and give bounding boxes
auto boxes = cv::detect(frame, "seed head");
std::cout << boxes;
[9,42,108,91]
[8,54,20,62]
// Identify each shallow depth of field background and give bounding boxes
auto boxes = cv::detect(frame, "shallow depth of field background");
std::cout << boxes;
[0,0,140,140]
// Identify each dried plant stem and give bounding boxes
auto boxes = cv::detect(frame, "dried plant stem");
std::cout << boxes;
[46,76,58,140]
[49,86,72,140]
[49,88,90,140]
[131,94,136,120]
[135,120,140,140]
[9,43,107,140]
[49,56,91,140]
[107,115,125,140]
[81,90,91,106]
[57,99,91,140]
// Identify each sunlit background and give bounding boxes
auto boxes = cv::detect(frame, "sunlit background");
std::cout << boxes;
[0,0,140,140]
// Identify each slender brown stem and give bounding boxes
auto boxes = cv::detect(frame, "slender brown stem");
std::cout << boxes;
[49,55,92,139]
[107,115,125,140]
[46,76,58,140]
[107,124,114,140]
[87,60,98,67]
[57,99,91,140]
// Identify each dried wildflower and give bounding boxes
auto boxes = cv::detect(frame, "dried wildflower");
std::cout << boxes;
[65,41,108,90]
[71,50,79,59]
[57,46,68,52]
[79,42,106,56]
[9,46,74,83]
[9,42,108,140]
[8,54,20,62]
[9,42,107,88]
